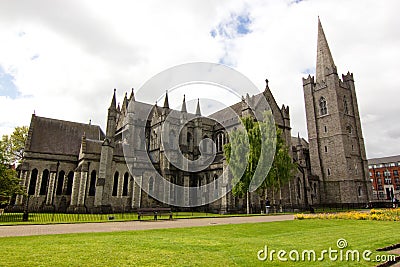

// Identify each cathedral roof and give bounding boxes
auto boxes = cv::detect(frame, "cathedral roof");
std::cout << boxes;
[291,136,309,149]
[209,101,242,123]
[85,139,103,154]
[209,87,285,128]
[27,115,105,156]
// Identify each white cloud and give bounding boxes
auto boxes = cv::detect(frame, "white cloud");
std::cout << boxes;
[0,0,399,158]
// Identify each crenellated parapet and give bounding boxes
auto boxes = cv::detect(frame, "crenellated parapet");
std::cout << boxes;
[281,104,290,119]
[302,75,315,86]
[342,71,354,82]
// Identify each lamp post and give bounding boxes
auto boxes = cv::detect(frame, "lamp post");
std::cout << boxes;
[22,194,30,221]
[384,168,392,200]
[372,167,379,200]
[51,161,60,208]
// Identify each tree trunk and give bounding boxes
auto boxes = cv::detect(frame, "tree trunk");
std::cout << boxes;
[246,191,250,214]
[279,181,283,213]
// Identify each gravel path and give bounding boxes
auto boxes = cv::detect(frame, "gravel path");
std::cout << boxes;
[0,214,293,237]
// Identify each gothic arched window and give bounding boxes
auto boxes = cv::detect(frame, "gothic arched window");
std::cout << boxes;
[39,169,49,195]
[112,171,119,196]
[216,132,225,152]
[149,176,154,194]
[122,172,129,196]
[88,170,96,196]
[319,97,328,115]
[297,178,301,199]
[346,125,352,134]
[343,96,349,114]
[202,135,209,153]
[28,169,38,196]
[66,171,74,195]
[56,170,65,195]
[169,130,176,149]
[150,130,158,150]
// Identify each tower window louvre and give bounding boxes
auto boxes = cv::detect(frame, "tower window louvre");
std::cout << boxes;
[319,97,328,115]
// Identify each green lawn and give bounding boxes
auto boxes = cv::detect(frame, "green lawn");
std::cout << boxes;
[0,219,398,266]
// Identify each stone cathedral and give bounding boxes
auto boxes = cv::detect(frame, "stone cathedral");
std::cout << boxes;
[15,19,372,213]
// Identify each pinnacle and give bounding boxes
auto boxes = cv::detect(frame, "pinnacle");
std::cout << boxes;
[181,94,187,113]
[163,90,169,109]
[110,89,117,110]
[130,88,135,101]
[195,98,201,116]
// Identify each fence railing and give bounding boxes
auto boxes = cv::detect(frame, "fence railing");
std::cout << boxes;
[0,201,395,224]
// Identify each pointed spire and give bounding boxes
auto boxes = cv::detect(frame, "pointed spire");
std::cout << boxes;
[123,92,128,109]
[127,88,135,113]
[110,89,117,110]
[129,88,135,101]
[195,98,201,116]
[297,132,302,146]
[316,17,336,82]
[163,90,169,109]
[181,94,187,113]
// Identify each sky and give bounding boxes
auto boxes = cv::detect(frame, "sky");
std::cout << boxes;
[0,0,399,159]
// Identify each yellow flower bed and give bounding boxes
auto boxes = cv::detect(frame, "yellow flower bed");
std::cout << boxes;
[294,208,400,221]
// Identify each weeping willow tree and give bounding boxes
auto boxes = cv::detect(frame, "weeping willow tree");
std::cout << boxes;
[261,128,296,211]
[223,113,276,214]
[224,113,295,214]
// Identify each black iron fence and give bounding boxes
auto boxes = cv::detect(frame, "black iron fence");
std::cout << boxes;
[0,201,395,224]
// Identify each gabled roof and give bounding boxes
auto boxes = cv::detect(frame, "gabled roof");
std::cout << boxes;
[27,115,105,156]
[210,86,285,127]
[368,155,400,165]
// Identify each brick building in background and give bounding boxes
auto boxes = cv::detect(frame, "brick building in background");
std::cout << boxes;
[368,155,400,200]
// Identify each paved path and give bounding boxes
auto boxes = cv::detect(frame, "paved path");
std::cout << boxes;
[0,215,293,237]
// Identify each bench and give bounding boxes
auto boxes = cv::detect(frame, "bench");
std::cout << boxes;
[137,208,172,221]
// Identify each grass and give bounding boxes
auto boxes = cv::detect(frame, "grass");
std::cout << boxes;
[0,219,398,266]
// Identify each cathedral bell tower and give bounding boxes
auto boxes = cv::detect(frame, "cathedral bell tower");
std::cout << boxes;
[303,18,372,204]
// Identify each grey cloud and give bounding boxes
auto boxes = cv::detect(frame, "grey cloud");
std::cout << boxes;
[0,0,142,65]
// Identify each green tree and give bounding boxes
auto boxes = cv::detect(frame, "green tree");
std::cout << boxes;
[0,154,25,205]
[224,114,296,214]
[261,128,297,211]
[224,114,276,214]
[0,126,28,205]
[0,126,29,164]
